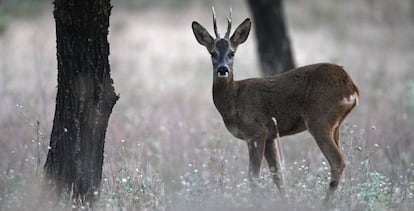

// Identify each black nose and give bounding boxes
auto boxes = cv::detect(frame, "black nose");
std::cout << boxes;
[217,66,229,74]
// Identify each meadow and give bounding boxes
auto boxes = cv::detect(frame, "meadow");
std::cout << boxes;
[1,0,414,210]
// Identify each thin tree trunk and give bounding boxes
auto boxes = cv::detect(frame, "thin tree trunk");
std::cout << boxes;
[43,0,118,204]
[247,0,295,76]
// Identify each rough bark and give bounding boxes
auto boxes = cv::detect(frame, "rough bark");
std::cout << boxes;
[247,0,295,76]
[43,0,118,204]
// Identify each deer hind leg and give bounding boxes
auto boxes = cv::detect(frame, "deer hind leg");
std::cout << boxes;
[307,120,345,203]
[264,138,285,196]
[333,125,341,147]
[334,105,355,147]
[247,137,266,192]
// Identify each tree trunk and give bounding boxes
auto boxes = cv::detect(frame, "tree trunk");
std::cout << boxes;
[43,0,118,204]
[247,0,295,76]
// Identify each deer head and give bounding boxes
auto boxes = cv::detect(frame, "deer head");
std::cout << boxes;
[192,7,251,81]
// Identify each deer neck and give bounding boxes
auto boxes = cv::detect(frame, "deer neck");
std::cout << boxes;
[212,78,237,119]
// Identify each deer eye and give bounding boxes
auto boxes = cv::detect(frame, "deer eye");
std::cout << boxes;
[228,51,235,58]
[210,51,218,58]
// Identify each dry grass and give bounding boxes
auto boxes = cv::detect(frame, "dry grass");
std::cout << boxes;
[1,0,414,210]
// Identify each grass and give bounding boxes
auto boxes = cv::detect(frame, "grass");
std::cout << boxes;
[1,0,414,210]
[2,126,413,210]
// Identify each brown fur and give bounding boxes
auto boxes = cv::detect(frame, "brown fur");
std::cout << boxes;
[192,15,359,203]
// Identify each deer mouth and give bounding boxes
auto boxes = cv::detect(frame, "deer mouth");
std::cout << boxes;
[217,69,229,78]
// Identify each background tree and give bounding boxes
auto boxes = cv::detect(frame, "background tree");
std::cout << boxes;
[43,0,118,204]
[247,0,295,76]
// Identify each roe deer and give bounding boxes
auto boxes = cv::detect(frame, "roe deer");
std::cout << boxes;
[191,8,359,202]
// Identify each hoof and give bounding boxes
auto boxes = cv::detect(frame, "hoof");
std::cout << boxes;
[329,180,338,188]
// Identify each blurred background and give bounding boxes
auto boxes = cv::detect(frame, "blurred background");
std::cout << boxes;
[1,0,414,209]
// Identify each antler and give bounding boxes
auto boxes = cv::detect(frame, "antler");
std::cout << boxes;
[212,6,220,38]
[224,7,232,39]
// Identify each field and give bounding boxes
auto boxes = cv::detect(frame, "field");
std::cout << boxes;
[1,0,414,210]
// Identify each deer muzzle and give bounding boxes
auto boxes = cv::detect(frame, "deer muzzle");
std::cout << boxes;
[217,66,229,78]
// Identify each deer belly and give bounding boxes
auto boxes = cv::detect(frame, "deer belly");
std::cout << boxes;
[225,122,245,140]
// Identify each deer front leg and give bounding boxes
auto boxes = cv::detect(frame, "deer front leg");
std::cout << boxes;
[247,138,265,192]
[264,138,285,196]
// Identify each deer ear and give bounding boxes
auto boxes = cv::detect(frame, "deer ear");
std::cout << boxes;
[230,18,251,48]
[192,21,214,52]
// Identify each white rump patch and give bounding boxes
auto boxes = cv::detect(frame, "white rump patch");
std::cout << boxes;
[341,92,359,106]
